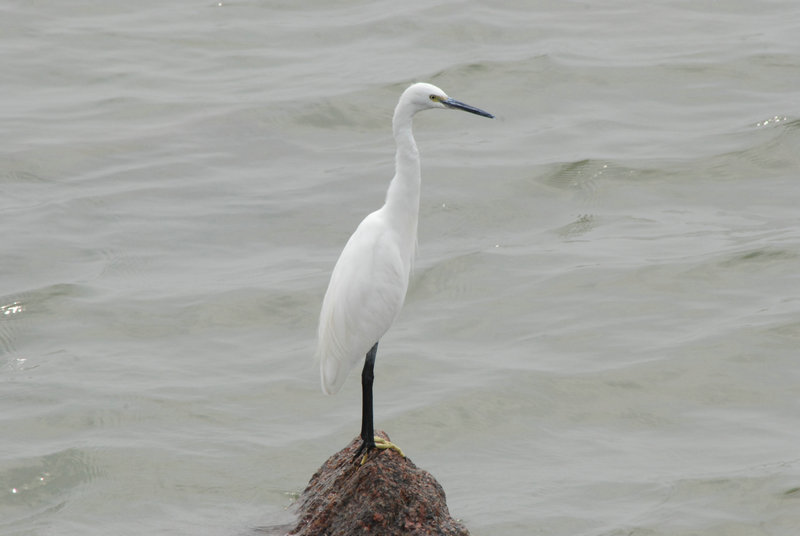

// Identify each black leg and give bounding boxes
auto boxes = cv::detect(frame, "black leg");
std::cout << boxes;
[354,342,378,461]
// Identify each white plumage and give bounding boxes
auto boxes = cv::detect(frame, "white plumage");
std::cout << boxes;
[317,208,412,394]
[314,82,493,458]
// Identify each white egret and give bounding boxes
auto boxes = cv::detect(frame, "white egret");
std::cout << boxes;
[316,82,493,462]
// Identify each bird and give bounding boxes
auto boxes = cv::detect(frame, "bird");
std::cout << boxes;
[315,82,494,463]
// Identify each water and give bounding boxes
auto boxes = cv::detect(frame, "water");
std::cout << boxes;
[2,1,799,534]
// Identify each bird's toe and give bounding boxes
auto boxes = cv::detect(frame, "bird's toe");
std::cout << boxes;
[373,436,405,458]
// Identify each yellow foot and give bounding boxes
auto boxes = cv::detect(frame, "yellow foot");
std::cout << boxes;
[360,436,406,465]
[374,436,405,457]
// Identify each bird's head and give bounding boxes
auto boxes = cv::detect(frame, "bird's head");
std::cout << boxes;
[399,82,494,119]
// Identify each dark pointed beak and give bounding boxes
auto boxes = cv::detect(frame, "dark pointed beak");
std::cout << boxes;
[443,97,494,119]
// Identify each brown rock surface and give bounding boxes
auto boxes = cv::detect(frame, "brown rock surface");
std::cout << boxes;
[288,431,470,536]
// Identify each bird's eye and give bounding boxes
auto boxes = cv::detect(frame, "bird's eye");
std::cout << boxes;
[429,95,437,101]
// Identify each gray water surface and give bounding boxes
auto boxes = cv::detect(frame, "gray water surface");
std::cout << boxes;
[2,1,799,535]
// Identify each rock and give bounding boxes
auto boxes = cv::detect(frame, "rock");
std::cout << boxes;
[288,431,470,536]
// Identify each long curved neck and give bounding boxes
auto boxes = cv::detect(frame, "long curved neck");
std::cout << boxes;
[384,109,421,234]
